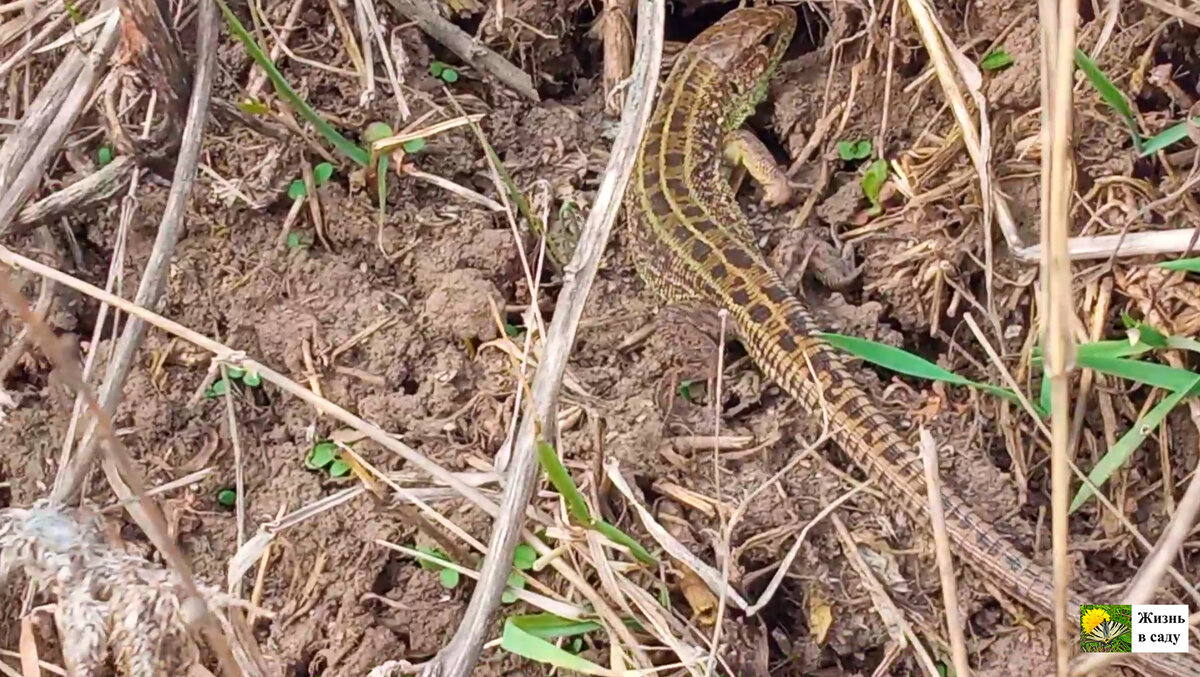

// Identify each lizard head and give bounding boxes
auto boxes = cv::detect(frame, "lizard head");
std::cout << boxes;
[687,5,796,127]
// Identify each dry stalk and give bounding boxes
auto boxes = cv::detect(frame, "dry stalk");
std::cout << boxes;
[383,0,538,101]
[919,429,971,677]
[1038,0,1079,672]
[418,0,663,674]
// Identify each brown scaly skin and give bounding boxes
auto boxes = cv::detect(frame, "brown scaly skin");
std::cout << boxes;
[625,6,1199,675]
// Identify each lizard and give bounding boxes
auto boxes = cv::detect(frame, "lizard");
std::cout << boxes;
[623,5,1200,676]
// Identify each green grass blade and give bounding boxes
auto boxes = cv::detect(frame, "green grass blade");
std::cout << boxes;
[1140,117,1200,156]
[593,520,657,566]
[1077,355,1200,393]
[1074,48,1142,152]
[215,0,370,166]
[501,618,609,674]
[1070,374,1200,512]
[535,441,593,524]
[508,614,602,640]
[1159,257,1200,272]
[818,333,1034,412]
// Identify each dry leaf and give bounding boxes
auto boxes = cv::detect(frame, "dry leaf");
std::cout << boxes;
[807,591,833,645]
[679,568,717,626]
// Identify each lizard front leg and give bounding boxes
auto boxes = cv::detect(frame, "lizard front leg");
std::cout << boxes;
[723,129,792,208]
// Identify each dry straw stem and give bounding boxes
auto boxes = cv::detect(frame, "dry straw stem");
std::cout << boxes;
[1139,0,1200,28]
[919,429,971,677]
[383,0,538,101]
[1038,0,1079,672]
[52,0,220,505]
[0,9,120,236]
[421,0,663,673]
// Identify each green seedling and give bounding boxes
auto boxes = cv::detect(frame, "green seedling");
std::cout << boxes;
[286,232,311,249]
[429,61,460,83]
[287,162,336,200]
[62,0,84,23]
[304,441,351,477]
[204,366,261,398]
[677,380,696,402]
[535,439,656,565]
[1074,48,1142,153]
[216,488,237,507]
[979,49,1013,71]
[500,616,606,674]
[98,146,113,166]
[836,139,871,161]
[415,546,461,588]
[500,543,538,604]
[403,137,427,154]
[860,158,889,215]
[215,0,370,166]
[504,322,523,337]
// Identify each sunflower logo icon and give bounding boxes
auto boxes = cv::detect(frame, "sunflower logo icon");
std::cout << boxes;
[1080,605,1132,653]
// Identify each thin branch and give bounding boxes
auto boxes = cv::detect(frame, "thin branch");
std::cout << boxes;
[382,0,539,101]
[51,0,219,503]
[418,0,664,674]
[1038,0,1079,672]
[920,429,971,677]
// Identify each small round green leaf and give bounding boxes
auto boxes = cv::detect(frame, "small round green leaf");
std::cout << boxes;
[429,61,446,76]
[241,370,262,387]
[402,137,427,154]
[328,459,351,477]
[439,568,460,588]
[363,121,394,144]
[313,162,334,186]
[979,49,1014,71]
[305,441,337,469]
[98,146,113,166]
[501,589,517,604]
[513,544,536,570]
[440,68,459,83]
[226,366,245,380]
[217,488,237,507]
[288,179,307,200]
[205,378,230,398]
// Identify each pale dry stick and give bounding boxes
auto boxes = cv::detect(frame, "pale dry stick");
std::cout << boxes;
[99,468,217,513]
[743,479,868,617]
[10,156,134,233]
[247,0,357,77]
[401,166,505,211]
[1066,450,1200,676]
[52,0,217,504]
[830,514,941,677]
[0,47,84,184]
[0,5,69,81]
[919,429,971,677]
[1140,0,1200,27]
[0,10,119,235]
[383,0,538,101]
[323,0,365,84]
[1039,0,1078,672]
[248,503,287,625]
[900,0,1024,254]
[353,0,376,102]
[963,311,1200,609]
[245,0,306,98]
[53,164,139,495]
[704,308,730,677]
[356,0,410,119]
[0,650,65,677]
[420,0,661,673]
[219,364,247,582]
[875,0,901,155]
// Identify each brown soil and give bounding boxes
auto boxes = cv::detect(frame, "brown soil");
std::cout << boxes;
[3,0,1200,675]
